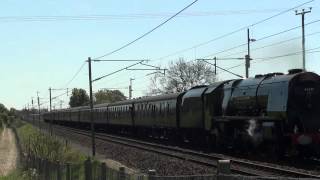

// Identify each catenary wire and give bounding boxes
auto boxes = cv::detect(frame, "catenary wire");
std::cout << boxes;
[62,61,87,88]
[221,31,320,58]
[0,9,286,22]
[93,0,199,60]
[220,47,320,73]
[154,0,314,61]
[202,19,320,59]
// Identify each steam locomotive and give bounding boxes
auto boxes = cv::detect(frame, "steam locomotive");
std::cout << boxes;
[43,69,320,156]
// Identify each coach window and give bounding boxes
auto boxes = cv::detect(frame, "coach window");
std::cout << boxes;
[117,107,119,118]
[142,104,145,117]
[152,105,156,117]
[144,105,147,116]
[141,104,143,116]
[142,104,144,116]
[146,104,148,116]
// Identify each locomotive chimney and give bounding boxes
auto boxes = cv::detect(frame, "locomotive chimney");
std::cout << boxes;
[288,69,304,74]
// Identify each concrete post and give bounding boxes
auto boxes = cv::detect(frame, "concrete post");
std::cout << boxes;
[66,163,71,180]
[85,158,92,180]
[57,161,62,180]
[119,167,125,180]
[148,169,156,180]
[100,162,107,180]
[217,160,231,175]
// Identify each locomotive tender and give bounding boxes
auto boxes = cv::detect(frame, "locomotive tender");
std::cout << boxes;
[44,69,320,156]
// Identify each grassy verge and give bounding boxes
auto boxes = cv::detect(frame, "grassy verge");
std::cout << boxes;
[17,121,86,163]
[0,170,21,180]
[1,119,88,179]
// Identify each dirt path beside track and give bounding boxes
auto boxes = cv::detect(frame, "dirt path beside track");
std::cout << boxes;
[0,127,18,176]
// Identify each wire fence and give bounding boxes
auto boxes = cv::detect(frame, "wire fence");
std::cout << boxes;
[21,153,146,180]
[19,153,318,180]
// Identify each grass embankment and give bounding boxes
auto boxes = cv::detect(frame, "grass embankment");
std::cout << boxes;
[17,121,86,163]
[1,120,87,179]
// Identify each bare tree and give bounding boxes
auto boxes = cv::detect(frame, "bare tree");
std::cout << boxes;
[148,58,216,95]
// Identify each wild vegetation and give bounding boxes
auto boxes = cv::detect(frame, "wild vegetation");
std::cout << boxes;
[0,105,87,179]
[148,58,216,95]
[17,122,86,163]
[0,103,16,129]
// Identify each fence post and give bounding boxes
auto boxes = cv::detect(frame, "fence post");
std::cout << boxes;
[148,169,156,180]
[119,167,125,180]
[100,162,106,180]
[57,161,62,180]
[35,156,38,171]
[85,158,92,180]
[66,163,71,180]
[44,159,49,180]
[30,155,34,170]
[217,160,231,180]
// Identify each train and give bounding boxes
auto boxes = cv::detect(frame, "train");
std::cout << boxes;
[43,69,320,157]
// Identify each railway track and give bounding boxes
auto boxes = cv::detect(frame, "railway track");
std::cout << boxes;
[47,124,320,178]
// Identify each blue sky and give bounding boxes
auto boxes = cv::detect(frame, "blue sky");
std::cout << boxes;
[0,0,319,109]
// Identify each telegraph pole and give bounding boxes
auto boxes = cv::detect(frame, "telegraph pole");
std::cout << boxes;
[129,78,135,99]
[245,29,250,78]
[49,87,53,135]
[295,7,312,71]
[37,91,41,129]
[245,28,255,78]
[49,88,52,112]
[214,57,217,75]
[31,97,34,124]
[88,57,96,157]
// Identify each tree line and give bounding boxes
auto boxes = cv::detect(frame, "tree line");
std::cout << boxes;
[69,89,126,107]
[69,58,216,107]
[0,103,17,127]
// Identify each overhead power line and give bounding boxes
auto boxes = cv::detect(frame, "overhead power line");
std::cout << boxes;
[62,61,86,88]
[0,9,286,22]
[222,31,320,58]
[93,0,199,60]
[220,46,320,73]
[155,0,314,61]
[52,91,69,100]
[203,19,320,58]
[253,46,320,62]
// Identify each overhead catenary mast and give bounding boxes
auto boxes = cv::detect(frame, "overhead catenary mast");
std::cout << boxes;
[295,7,312,71]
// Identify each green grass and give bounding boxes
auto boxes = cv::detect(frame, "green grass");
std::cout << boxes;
[0,171,21,180]
[0,120,89,179]
[17,121,87,163]
[0,168,43,180]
